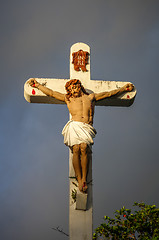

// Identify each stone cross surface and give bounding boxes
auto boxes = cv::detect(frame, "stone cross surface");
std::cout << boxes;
[24,42,136,240]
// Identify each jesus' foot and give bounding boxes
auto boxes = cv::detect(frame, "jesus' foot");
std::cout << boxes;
[78,179,83,192]
[82,180,88,193]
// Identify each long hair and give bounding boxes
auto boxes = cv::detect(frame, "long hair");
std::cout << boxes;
[65,79,88,101]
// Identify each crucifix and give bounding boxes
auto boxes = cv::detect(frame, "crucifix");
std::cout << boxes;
[24,42,136,240]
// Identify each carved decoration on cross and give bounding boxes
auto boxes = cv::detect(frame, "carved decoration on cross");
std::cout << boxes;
[72,49,89,72]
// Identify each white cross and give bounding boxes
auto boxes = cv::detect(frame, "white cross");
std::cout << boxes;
[24,42,136,240]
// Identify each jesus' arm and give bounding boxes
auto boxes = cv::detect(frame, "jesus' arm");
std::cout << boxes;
[94,83,134,101]
[28,78,65,102]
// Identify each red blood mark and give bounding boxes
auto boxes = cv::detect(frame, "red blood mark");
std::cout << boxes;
[127,95,130,99]
[126,88,129,91]
[33,84,35,87]
[32,89,36,95]
[83,182,86,187]
[123,215,126,218]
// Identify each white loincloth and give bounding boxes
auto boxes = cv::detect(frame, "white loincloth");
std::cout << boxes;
[62,120,97,148]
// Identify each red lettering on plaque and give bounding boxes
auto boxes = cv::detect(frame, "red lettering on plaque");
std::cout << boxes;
[72,49,89,72]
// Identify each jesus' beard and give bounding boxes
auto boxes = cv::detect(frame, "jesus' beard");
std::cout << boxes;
[72,90,83,98]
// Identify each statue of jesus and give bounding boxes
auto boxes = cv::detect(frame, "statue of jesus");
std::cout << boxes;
[28,78,133,193]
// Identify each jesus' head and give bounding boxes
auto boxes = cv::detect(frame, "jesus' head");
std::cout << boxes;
[65,79,88,100]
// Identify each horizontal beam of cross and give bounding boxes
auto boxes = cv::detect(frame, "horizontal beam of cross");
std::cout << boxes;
[24,78,136,107]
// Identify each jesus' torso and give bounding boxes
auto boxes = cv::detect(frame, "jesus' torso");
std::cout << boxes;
[65,93,95,125]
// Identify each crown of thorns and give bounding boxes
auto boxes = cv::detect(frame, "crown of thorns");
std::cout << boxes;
[65,79,81,92]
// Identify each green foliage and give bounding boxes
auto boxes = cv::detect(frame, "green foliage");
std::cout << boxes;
[93,202,159,240]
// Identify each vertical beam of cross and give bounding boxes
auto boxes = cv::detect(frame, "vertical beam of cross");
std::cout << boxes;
[24,42,136,240]
[69,43,93,240]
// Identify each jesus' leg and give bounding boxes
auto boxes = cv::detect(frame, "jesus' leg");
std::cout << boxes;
[80,143,89,192]
[72,144,83,192]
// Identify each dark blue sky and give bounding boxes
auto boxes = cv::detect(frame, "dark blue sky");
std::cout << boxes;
[0,1,159,239]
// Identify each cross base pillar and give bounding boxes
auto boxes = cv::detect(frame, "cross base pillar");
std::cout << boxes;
[75,190,88,211]
[69,151,93,240]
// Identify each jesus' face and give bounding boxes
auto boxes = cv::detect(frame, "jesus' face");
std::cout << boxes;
[70,83,82,97]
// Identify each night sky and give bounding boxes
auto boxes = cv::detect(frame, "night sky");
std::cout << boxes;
[1,1,159,239]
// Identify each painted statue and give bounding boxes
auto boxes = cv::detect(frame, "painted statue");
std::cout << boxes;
[28,78,133,193]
